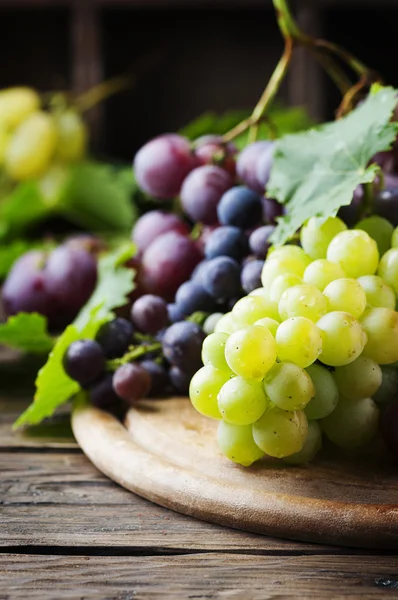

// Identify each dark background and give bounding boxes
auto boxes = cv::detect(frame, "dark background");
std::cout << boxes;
[0,0,397,161]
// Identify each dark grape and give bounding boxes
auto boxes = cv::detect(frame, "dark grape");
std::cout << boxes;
[130,294,168,335]
[201,256,241,300]
[373,366,398,406]
[249,225,275,259]
[194,134,237,177]
[204,226,249,261]
[162,321,205,375]
[255,142,275,189]
[217,186,263,230]
[191,259,209,285]
[263,196,283,224]
[141,231,202,300]
[372,151,395,174]
[175,281,215,316]
[236,141,273,193]
[140,360,170,396]
[380,400,398,459]
[195,224,219,253]
[338,185,364,227]
[241,259,264,293]
[167,303,185,324]
[113,363,151,403]
[180,165,232,225]
[133,134,197,199]
[374,186,398,226]
[89,373,121,412]
[169,365,191,394]
[132,210,190,253]
[95,318,134,359]
[63,340,105,387]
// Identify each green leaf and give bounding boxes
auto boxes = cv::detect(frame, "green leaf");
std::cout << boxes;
[0,313,54,354]
[268,86,398,246]
[0,180,52,240]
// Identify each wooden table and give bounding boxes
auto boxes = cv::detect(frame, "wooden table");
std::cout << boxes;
[2,396,398,599]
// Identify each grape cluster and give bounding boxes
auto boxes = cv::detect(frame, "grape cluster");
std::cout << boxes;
[190,215,398,466]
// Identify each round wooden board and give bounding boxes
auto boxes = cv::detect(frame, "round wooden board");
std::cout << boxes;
[72,397,398,550]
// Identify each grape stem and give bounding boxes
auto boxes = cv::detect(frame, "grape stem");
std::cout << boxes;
[107,342,162,370]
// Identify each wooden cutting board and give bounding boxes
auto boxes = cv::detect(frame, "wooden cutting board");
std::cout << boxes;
[72,397,398,550]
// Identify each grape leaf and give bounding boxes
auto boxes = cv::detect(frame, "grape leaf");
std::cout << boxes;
[268,86,398,245]
[0,313,54,354]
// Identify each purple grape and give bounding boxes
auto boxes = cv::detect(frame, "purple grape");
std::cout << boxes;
[236,141,274,193]
[372,151,395,174]
[167,303,185,324]
[204,226,249,261]
[180,165,232,225]
[140,360,170,396]
[373,367,398,406]
[141,231,202,300]
[380,400,398,460]
[263,197,283,224]
[194,135,237,178]
[63,340,105,387]
[201,256,241,300]
[130,294,169,335]
[241,259,264,293]
[169,365,191,394]
[374,186,398,226]
[162,321,205,375]
[191,259,209,284]
[217,186,263,230]
[249,225,275,259]
[64,234,106,255]
[255,142,275,189]
[175,281,215,316]
[96,318,134,359]
[133,134,197,199]
[113,363,151,403]
[338,185,364,227]
[89,373,121,411]
[132,210,190,253]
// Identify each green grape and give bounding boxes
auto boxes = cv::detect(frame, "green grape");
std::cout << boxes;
[373,366,398,405]
[276,317,323,368]
[232,294,279,326]
[300,216,347,259]
[355,215,393,257]
[323,278,367,319]
[357,275,396,309]
[267,244,310,261]
[378,248,398,296]
[333,356,382,400]
[327,229,379,278]
[203,312,224,335]
[321,396,379,449]
[56,109,87,162]
[261,249,311,290]
[201,332,230,372]
[217,421,264,466]
[283,420,322,465]
[269,273,302,303]
[264,361,315,411]
[303,259,346,291]
[189,365,231,419]
[5,111,57,180]
[218,377,269,425]
[0,86,40,129]
[254,317,279,337]
[214,312,237,335]
[253,406,308,458]
[305,364,339,420]
[0,123,9,164]
[361,307,398,364]
[392,226,398,248]
[225,325,277,379]
[317,311,367,367]
[278,283,328,322]
[38,163,68,204]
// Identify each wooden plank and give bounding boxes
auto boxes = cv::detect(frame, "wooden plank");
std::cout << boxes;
[1,553,398,599]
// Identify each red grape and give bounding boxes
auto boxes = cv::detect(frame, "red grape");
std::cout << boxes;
[132,210,190,253]
[236,141,273,193]
[180,165,232,225]
[194,135,237,177]
[113,363,151,403]
[130,294,169,334]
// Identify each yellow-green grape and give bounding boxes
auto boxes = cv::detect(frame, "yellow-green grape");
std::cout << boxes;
[378,248,398,296]
[252,406,308,458]
[323,278,367,319]
[283,420,322,465]
[355,215,393,257]
[264,361,315,411]
[189,365,231,419]
[56,109,87,162]
[300,216,347,259]
[333,356,382,401]
[392,226,398,248]
[269,273,302,303]
[203,312,224,335]
[267,244,311,262]
[321,396,379,449]
[214,312,237,335]
[317,311,367,367]
[361,307,398,364]
[326,229,379,278]
[218,377,269,425]
[275,317,323,368]
[357,275,396,309]
[261,248,311,289]
[0,123,9,164]
[305,364,339,420]
[5,111,57,180]
[303,259,346,291]
[278,283,328,322]
[254,317,279,337]
[232,294,279,325]
[38,163,68,205]
[0,86,40,129]
[225,325,277,379]
[201,332,231,372]
[217,421,264,466]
